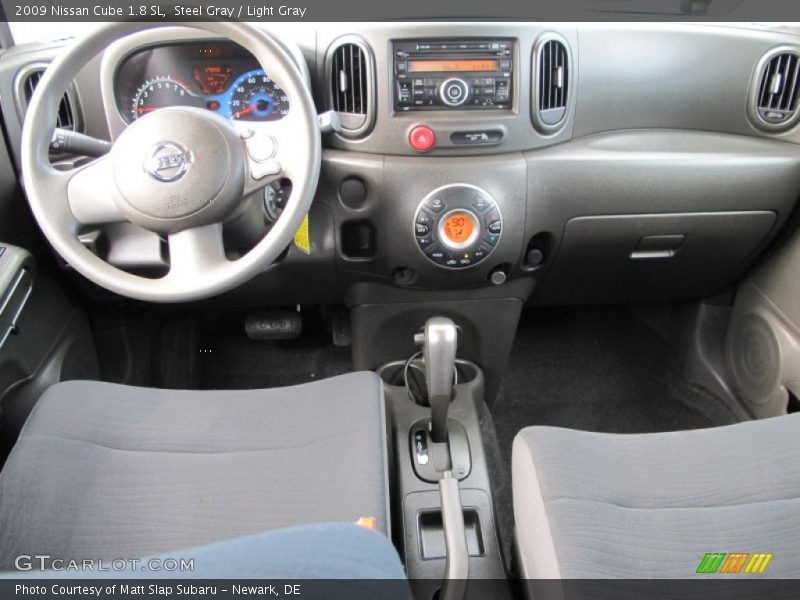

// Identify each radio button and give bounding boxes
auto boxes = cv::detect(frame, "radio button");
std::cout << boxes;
[439,78,470,107]
[446,85,465,101]
[415,223,431,236]
[397,81,412,104]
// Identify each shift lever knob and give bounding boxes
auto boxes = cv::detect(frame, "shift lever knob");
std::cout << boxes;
[422,317,458,443]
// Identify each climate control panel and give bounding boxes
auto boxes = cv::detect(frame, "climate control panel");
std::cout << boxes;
[413,184,502,269]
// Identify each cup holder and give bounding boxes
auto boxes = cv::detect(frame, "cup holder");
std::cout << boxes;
[376,358,481,390]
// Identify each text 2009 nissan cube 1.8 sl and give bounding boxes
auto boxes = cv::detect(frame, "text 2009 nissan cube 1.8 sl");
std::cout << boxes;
[0,11,799,600]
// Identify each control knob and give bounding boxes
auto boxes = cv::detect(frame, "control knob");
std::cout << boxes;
[439,78,470,107]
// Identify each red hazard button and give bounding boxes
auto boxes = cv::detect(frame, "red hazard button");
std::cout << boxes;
[409,125,436,152]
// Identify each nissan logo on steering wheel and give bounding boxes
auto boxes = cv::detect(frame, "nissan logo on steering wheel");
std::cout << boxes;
[143,142,193,182]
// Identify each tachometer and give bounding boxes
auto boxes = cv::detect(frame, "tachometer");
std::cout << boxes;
[131,76,195,121]
[229,70,289,121]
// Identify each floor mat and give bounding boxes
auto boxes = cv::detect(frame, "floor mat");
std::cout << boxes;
[198,331,352,390]
[487,304,745,568]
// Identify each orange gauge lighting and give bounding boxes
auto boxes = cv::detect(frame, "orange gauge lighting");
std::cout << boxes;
[443,211,475,244]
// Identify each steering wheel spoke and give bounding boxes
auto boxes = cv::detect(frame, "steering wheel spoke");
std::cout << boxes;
[166,223,227,282]
[240,119,305,195]
[66,155,126,225]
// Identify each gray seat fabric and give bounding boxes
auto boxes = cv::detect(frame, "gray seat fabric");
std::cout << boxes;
[8,523,409,583]
[513,414,800,578]
[0,373,390,569]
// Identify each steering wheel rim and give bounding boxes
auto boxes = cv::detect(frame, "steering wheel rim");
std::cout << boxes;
[21,21,321,303]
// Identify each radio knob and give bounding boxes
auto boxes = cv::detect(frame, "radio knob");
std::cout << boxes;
[439,78,470,107]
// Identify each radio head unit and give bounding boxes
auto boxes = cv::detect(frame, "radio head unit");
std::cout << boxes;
[393,39,513,112]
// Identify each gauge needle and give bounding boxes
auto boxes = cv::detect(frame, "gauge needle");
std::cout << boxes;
[235,99,272,119]
[136,107,159,113]
[234,104,258,118]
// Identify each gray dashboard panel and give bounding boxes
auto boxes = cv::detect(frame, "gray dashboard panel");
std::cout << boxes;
[573,23,800,144]
[524,129,800,303]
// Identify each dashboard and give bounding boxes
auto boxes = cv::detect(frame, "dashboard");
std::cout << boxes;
[2,23,800,309]
[113,41,289,124]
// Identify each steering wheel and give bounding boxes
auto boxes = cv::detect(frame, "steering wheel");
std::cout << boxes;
[20,22,321,302]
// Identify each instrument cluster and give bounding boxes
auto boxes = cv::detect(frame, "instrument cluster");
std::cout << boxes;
[114,41,289,124]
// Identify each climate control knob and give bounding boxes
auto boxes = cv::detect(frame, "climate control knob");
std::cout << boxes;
[413,184,502,270]
[439,78,470,107]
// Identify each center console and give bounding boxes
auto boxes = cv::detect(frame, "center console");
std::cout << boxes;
[378,318,512,599]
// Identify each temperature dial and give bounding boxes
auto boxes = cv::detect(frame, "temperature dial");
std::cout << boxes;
[413,184,502,269]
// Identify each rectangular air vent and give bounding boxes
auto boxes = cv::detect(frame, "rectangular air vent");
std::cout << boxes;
[327,38,375,138]
[16,65,79,132]
[331,43,366,114]
[533,36,570,132]
[755,51,800,128]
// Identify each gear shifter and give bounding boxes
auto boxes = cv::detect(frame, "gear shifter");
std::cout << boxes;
[420,317,458,443]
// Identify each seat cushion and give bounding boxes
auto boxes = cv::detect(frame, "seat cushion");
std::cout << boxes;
[8,523,409,581]
[0,373,390,568]
[513,414,800,578]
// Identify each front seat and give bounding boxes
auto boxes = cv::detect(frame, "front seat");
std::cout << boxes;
[0,372,390,568]
[512,414,800,579]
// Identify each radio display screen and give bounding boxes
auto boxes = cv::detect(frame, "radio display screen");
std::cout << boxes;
[408,59,499,73]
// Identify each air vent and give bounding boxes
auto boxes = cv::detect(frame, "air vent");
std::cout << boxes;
[14,63,81,133]
[326,37,375,139]
[750,48,800,132]
[532,34,571,133]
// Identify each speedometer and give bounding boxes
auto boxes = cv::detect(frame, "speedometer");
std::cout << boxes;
[229,70,289,121]
[131,76,195,121]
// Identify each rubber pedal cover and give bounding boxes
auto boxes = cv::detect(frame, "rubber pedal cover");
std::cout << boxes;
[245,311,302,341]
